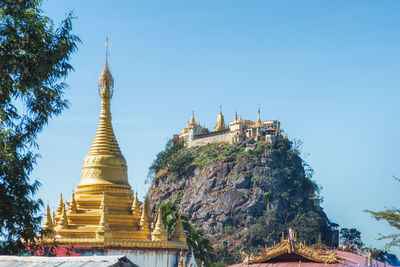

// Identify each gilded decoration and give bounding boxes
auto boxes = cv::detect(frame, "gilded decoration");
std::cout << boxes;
[240,229,337,264]
[39,45,187,250]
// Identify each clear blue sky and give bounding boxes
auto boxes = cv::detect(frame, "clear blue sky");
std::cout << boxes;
[36,0,400,254]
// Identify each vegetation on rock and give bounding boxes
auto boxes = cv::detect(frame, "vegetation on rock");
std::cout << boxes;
[147,138,338,264]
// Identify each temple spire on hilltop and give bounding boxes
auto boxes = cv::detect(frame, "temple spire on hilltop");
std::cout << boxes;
[214,105,226,131]
[256,106,262,126]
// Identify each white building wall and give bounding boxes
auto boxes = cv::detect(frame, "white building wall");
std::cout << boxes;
[77,248,186,267]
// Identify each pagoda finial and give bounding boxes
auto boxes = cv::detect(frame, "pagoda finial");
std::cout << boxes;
[151,207,168,241]
[55,206,68,231]
[140,199,150,231]
[52,211,56,227]
[132,191,142,221]
[275,120,281,136]
[256,106,262,125]
[42,205,54,231]
[68,191,77,214]
[188,109,197,126]
[173,213,187,243]
[98,36,114,99]
[234,110,238,121]
[214,105,226,131]
[55,193,64,221]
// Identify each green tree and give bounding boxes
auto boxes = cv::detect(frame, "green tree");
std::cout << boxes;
[339,228,364,248]
[160,200,217,265]
[365,176,400,250]
[0,0,79,254]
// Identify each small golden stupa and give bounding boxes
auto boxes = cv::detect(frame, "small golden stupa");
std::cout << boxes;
[40,47,186,250]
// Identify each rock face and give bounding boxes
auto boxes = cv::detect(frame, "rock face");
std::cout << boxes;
[146,139,337,259]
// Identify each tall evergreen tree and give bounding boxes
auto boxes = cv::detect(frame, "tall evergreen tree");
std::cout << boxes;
[0,0,79,254]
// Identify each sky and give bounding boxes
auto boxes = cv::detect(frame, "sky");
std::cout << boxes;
[34,0,400,255]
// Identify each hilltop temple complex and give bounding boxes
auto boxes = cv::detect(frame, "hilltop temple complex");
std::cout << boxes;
[39,51,188,266]
[176,106,283,147]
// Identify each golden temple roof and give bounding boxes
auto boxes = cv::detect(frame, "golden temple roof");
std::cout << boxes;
[240,229,337,264]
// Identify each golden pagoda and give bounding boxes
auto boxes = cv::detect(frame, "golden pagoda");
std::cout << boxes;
[214,105,226,131]
[40,47,187,250]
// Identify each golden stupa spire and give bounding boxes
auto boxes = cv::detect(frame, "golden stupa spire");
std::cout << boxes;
[42,205,54,231]
[173,213,187,243]
[151,207,168,241]
[52,211,56,227]
[55,193,64,221]
[55,206,68,231]
[214,105,226,131]
[140,200,150,231]
[189,110,197,125]
[234,110,238,122]
[77,37,131,192]
[132,192,142,221]
[68,192,77,214]
[256,106,262,125]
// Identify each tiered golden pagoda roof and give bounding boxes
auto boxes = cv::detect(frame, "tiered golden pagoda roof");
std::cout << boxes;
[40,49,186,249]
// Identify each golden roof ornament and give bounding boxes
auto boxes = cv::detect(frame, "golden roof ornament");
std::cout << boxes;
[131,192,142,221]
[234,110,238,122]
[68,192,77,214]
[140,200,150,232]
[241,229,337,264]
[55,193,64,221]
[42,205,54,232]
[52,211,56,227]
[256,107,262,126]
[173,213,187,243]
[151,207,168,241]
[214,105,226,131]
[55,206,68,231]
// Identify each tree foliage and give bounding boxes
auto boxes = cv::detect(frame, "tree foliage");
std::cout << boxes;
[0,0,79,254]
[365,177,400,250]
[160,200,217,265]
[339,228,364,248]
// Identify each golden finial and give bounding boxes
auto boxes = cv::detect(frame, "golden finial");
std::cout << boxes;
[214,105,226,131]
[42,205,54,231]
[151,207,168,241]
[173,213,187,243]
[132,192,141,221]
[256,106,262,125]
[52,211,56,227]
[281,231,285,242]
[68,192,77,213]
[234,110,238,121]
[145,198,153,224]
[56,206,68,231]
[55,193,64,220]
[98,35,114,99]
[140,199,150,231]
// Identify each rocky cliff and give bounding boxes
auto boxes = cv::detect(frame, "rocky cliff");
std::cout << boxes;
[146,139,338,262]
